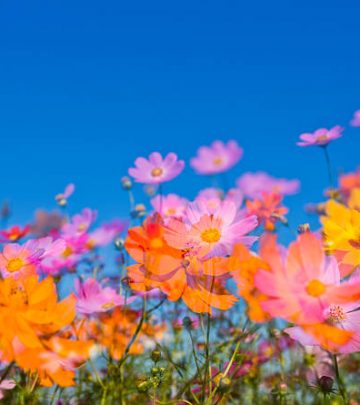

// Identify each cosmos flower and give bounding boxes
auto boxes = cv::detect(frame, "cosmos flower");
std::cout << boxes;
[350,110,360,127]
[128,152,185,184]
[150,194,188,219]
[297,125,343,147]
[62,208,97,237]
[246,192,288,231]
[75,278,129,314]
[0,225,30,243]
[0,379,16,400]
[254,233,360,325]
[195,188,244,214]
[55,183,75,206]
[190,140,243,175]
[321,197,360,276]
[0,237,66,278]
[164,200,258,258]
[237,172,300,199]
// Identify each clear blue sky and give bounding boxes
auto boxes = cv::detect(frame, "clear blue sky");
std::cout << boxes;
[1,0,359,230]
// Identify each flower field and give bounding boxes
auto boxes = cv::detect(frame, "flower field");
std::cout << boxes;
[1,113,360,404]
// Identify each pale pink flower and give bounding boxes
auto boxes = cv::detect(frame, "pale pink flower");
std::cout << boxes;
[237,172,300,199]
[297,125,343,147]
[0,379,16,400]
[350,110,360,127]
[55,183,75,205]
[190,140,243,175]
[128,152,184,184]
[150,194,188,219]
[87,220,126,249]
[75,278,130,314]
[164,200,258,258]
[62,208,97,237]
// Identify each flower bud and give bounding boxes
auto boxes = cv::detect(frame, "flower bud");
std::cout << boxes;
[219,377,231,392]
[121,176,133,190]
[182,316,193,330]
[114,237,125,251]
[297,223,310,234]
[136,380,150,393]
[318,375,334,393]
[151,349,161,363]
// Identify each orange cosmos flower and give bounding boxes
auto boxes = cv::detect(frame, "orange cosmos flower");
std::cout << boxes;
[0,275,76,361]
[125,215,237,314]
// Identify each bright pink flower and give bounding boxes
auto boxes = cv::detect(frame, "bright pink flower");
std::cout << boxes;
[75,278,129,314]
[164,200,258,258]
[350,110,360,127]
[297,125,343,147]
[150,194,188,219]
[286,303,360,353]
[128,152,184,184]
[190,140,243,175]
[254,233,360,325]
[0,379,16,400]
[0,237,65,278]
[237,172,300,199]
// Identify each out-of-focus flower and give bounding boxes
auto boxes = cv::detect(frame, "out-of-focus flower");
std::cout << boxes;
[62,208,97,237]
[237,172,299,199]
[128,152,184,184]
[30,210,66,238]
[350,110,360,127]
[150,194,188,220]
[297,126,343,147]
[321,196,360,276]
[75,278,129,314]
[0,225,30,243]
[254,233,360,350]
[165,200,257,258]
[0,237,65,278]
[15,337,93,387]
[246,192,288,231]
[0,379,16,400]
[55,184,75,207]
[0,275,76,361]
[195,188,244,214]
[86,220,126,249]
[339,168,360,198]
[190,140,243,175]
[0,201,11,222]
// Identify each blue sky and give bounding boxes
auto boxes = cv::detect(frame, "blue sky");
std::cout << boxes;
[0,0,359,231]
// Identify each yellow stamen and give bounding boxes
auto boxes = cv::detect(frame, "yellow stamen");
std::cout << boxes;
[7,258,25,273]
[201,228,221,243]
[101,302,115,310]
[213,157,223,166]
[306,279,326,297]
[151,167,163,177]
[150,237,164,249]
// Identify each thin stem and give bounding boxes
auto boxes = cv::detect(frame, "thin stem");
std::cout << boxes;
[323,146,334,188]
[333,354,347,403]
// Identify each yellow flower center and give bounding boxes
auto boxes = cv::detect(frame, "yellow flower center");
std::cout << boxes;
[213,157,223,166]
[151,167,163,177]
[201,228,221,243]
[306,279,326,297]
[7,258,25,273]
[63,246,73,258]
[101,302,115,310]
[316,135,328,143]
[166,208,176,215]
[150,237,164,249]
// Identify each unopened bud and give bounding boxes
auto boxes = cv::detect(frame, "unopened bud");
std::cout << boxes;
[144,185,157,197]
[318,375,334,393]
[55,195,67,207]
[114,237,125,251]
[136,380,149,393]
[182,316,193,330]
[298,223,310,234]
[131,204,146,219]
[219,377,231,392]
[151,349,161,363]
[121,176,133,190]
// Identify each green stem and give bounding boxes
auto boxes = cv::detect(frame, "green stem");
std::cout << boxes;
[333,354,347,403]
[323,146,334,188]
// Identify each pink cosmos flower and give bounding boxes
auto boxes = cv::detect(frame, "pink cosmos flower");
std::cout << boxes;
[350,110,360,127]
[75,278,129,314]
[0,237,66,278]
[86,220,126,249]
[190,140,243,175]
[150,194,188,220]
[164,200,258,258]
[0,379,16,400]
[237,172,300,199]
[128,152,185,184]
[286,302,360,354]
[195,188,244,214]
[297,125,344,147]
[62,208,97,237]
[254,233,360,325]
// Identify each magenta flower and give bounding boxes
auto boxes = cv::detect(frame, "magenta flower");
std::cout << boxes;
[350,110,360,127]
[297,125,344,147]
[128,152,184,184]
[237,171,300,199]
[150,193,188,219]
[190,140,243,175]
[75,278,130,314]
